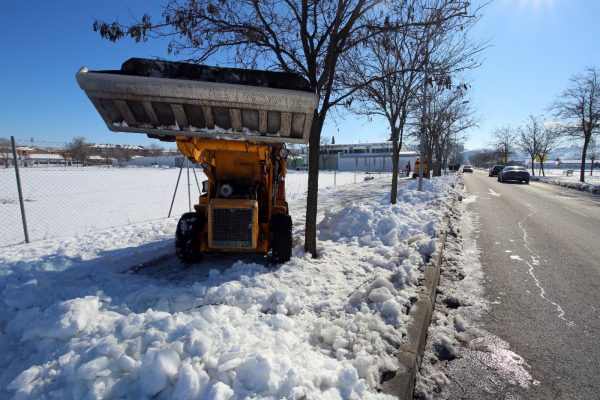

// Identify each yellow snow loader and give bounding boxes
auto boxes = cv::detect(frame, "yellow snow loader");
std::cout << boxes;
[76,58,318,263]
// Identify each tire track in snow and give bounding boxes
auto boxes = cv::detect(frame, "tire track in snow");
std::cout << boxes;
[514,204,574,326]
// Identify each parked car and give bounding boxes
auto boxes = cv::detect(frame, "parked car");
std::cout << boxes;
[463,164,473,173]
[498,166,530,184]
[489,165,505,177]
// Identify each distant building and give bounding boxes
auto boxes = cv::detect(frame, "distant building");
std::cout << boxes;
[15,146,36,159]
[126,155,186,168]
[316,142,417,172]
[87,155,117,166]
[24,153,65,167]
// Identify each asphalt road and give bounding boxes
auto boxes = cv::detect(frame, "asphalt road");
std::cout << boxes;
[459,170,600,399]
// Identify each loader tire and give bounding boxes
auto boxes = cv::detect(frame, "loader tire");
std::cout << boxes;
[271,213,292,263]
[175,212,204,264]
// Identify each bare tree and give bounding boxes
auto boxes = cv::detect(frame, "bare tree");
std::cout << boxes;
[551,66,600,182]
[424,87,475,176]
[147,143,164,164]
[536,122,562,176]
[318,136,334,170]
[114,147,132,163]
[490,125,515,164]
[469,149,501,168]
[0,138,12,168]
[340,0,483,202]
[68,137,90,166]
[518,115,543,176]
[93,0,476,256]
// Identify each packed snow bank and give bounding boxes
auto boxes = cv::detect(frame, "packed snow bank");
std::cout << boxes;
[0,174,459,399]
[531,173,600,194]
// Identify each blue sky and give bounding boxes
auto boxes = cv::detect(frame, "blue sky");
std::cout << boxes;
[2,0,599,150]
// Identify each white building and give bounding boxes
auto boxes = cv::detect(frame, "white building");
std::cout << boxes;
[318,142,417,172]
[126,155,186,168]
[24,153,65,167]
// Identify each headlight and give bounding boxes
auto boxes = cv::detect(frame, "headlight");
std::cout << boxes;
[218,183,234,198]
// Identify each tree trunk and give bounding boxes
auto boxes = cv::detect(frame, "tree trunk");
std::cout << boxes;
[304,112,324,258]
[580,135,590,183]
[590,157,595,176]
[390,130,399,205]
[530,156,535,176]
[541,161,545,177]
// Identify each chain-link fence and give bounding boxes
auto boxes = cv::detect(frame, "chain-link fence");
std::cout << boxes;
[1,138,204,247]
[1,137,391,247]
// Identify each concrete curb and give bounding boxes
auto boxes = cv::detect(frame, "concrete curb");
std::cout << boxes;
[382,211,452,399]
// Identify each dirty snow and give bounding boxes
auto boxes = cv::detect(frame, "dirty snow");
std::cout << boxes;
[0,174,459,399]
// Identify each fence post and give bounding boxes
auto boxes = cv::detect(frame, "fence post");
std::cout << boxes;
[334,170,337,186]
[186,159,191,212]
[11,136,29,243]
[168,161,184,218]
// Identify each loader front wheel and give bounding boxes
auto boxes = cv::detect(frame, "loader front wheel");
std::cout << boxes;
[175,212,204,264]
[271,213,292,263]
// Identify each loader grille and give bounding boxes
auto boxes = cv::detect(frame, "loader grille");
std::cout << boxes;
[211,207,254,248]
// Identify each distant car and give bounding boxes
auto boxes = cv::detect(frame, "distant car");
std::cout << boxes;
[498,166,530,184]
[463,164,473,173]
[489,165,505,177]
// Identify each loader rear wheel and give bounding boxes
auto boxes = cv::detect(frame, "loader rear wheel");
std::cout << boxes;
[271,213,292,263]
[175,212,204,264]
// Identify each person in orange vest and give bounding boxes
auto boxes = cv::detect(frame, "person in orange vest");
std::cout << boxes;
[413,158,420,179]
[413,158,430,179]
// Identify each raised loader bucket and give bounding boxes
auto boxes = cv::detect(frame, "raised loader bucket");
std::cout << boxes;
[76,58,318,144]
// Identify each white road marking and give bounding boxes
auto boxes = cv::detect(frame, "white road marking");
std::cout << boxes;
[488,188,502,197]
[515,210,575,327]
[565,207,589,218]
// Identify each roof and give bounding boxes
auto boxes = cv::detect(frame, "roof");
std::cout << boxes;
[27,154,64,160]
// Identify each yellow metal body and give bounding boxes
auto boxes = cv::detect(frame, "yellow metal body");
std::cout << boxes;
[176,136,287,254]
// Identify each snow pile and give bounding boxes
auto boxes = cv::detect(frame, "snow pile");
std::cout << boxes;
[0,175,458,399]
[531,174,600,194]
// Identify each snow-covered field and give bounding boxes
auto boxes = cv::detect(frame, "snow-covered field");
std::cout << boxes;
[529,168,600,193]
[0,173,458,399]
[0,167,374,247]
